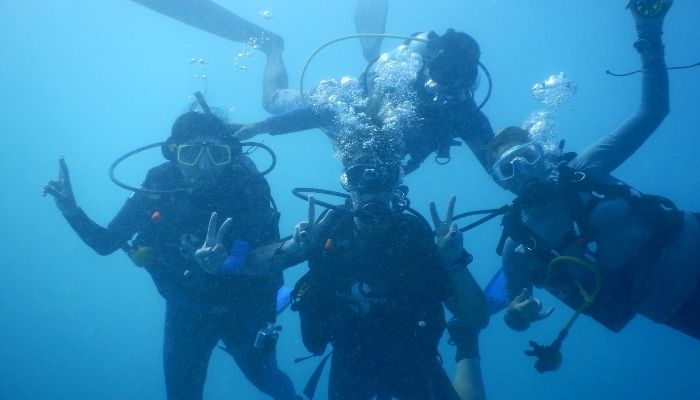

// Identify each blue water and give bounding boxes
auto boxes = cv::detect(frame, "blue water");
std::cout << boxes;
[2,1,699,399]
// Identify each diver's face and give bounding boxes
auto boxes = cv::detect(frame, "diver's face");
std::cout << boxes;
[340,157,401,235]
[491,142,553,195]
[352,194,395,237]
[175,136,231,189]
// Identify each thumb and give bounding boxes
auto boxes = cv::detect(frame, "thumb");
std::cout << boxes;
[515,287,529,302]
[537,306,555,320]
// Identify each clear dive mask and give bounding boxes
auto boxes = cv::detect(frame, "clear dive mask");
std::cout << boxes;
[176,142,233,166]
[491,142,544,182]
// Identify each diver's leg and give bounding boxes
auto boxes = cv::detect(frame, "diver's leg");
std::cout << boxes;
[263,45,299,115]
[354,0,389,63]
[220,316,298,400]
[162,303,218,400]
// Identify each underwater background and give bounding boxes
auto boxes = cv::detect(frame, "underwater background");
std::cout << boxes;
[2,0,699,399]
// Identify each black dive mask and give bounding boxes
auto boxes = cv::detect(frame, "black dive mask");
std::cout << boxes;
[427,53,476,89]
[341,163,401,193]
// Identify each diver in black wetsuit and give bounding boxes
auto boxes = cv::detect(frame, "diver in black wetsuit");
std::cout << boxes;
[199,131,488,400]
[236,28,494,175]
[44,111,300,400]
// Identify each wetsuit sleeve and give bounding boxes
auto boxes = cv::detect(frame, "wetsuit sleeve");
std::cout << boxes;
[62,193,148,256]
[501,238,546,331]
[262,106,335,136]
[502,239,536,303]
[61,166,165,256]
[458,107,494,172]
[569,18,669,175]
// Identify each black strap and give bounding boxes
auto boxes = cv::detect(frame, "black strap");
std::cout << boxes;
[302,352,333,400]
[455,205,509,233]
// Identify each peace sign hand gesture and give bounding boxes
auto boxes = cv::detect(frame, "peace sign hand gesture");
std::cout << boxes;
[281,196,320,259]
[195,212,234,275]
[43,156,78,214]
[430,195,464,267]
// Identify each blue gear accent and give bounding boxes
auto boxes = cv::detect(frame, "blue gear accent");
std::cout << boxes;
[222,240,251,274]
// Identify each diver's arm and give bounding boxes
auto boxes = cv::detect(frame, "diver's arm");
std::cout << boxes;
[266,106,332,135]
[570,2,671,175]
[247,206,340,275]
[501,239,554,331]
[458,107,495,173]
[429,197,489,328]
[444,267,490,330]
[236,106,334,140]
[44,157,141,256]
[246,238,308,276]
[62,203,141,256]
[453,358,487,400]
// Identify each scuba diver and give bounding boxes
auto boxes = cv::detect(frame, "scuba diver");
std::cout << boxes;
[483,0,699,372]
[235,27,495,175]
[199,131,489,400]
[43,110,301,400]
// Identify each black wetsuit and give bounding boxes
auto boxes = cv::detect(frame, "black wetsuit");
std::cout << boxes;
[297,211,459,400]
[63,161,298,400]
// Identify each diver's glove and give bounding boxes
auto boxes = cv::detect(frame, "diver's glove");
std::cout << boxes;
[447,317,480,362]
[195,212,234,275]
[43,156,79,216]
[525,336,563,373]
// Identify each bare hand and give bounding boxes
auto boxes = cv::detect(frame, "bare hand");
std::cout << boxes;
[430,195,463,266]
[234,123,263,141]
[43,156,78,214]
[195,212,233,275]
[281,196,319,258]
[508,288,554,323]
